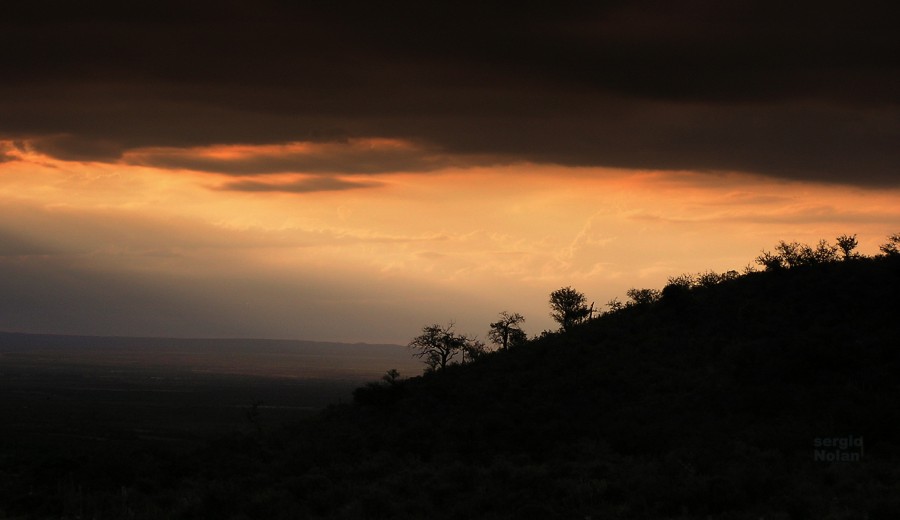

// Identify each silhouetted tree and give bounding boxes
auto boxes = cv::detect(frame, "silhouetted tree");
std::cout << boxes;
[488,312,526,350]
[667,273,695,289]
[757,239,839,270]
[696,271,723,288]
[756,250,785,271]
[353,369,406,406]
[661,282,691,304]
[879,233,900,256]
[626,288,661,306]
[697,270,740,287]
[382,369,401,385]
[807,239,840,264]
[606,297,624,313]
[776,241,808,267]
[836,234,860,260]
[408,323,481,371]
[409,323,461,371]
[462,338,488,363]
[549,287,590,331]
[666,270,740,290]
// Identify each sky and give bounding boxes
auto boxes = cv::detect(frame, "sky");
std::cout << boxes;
[2,1,899,344]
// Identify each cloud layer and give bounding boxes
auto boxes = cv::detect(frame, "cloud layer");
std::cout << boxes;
[2,1,898,184]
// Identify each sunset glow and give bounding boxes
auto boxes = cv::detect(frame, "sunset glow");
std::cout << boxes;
[3,142,898,343]
[2,2,898,343]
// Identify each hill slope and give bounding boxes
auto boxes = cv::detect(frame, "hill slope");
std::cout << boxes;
[324,255,900,519]
[5,256,900,519]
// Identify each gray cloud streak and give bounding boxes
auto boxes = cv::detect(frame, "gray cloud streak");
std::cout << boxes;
[124,140,491,176]
[219,176,383,193]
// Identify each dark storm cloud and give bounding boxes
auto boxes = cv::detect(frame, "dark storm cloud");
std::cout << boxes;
[1,0,898,184]
[28,135,129,161]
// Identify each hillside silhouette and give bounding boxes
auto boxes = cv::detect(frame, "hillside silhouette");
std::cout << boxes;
[4,249,900,519]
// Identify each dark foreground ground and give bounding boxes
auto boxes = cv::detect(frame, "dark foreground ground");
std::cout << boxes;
[0,334,419,518]
[1,362,352,449]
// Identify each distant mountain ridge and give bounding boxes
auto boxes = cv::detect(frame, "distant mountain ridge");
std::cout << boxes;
[0,331,421,380]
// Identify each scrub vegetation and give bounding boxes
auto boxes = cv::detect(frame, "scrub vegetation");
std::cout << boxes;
[3,233,900,519]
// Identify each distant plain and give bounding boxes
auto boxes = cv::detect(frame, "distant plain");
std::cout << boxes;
[0,332,421,453]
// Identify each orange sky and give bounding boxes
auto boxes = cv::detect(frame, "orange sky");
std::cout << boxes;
[2,0,899,344]
[2,141,898,343]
